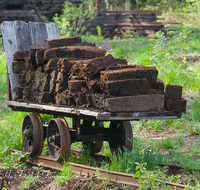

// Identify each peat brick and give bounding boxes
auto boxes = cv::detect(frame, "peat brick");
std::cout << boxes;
[70,76,81,80]
[68,80,86,93]
[26,71,35,86]
[19,70,26,87]
[70,60,91,76]
[39,73,50,92]
[25,57,37,71]
[92,94,112,110]
[32,71,42,91]
[13,87,24,100]
[35,50,45,66]
[38,92,54,104]
[50,70,58,92]
[86,94,94,108]
[86,76,101,93]
[12,61,25,74]
[115,58,127,65]
[103,94,164,112]
[13,50,29,61]
[46,37,82,49]
[29,45,47,64]
[43,46,106,62]
[101,66,158,83]
[100,79,152,96]
[57,58,73,73]
[74,92,87,106]
[150,78,164,95]
[78,54,117,80]
[55,72,68,92]
[165,84,182,99]
[105,64,140,71]
[23,87,31,100]
[63,91,76,106]
[32,71,50,92]
[55,93,62,105]
[37,66,44,72]
[73,41,95,47]
[165,98,186,112]
[45,58,59,72]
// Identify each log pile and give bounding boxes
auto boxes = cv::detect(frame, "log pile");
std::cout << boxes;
[12,37,186,113]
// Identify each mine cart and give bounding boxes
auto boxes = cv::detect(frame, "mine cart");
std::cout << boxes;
[1,21,184,161]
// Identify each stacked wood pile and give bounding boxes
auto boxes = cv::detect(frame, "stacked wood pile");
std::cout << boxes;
[33,0,81,19]
[12,37,186,113]
[0,11,34,24]
[0,0,80,24]
[85,11,164,38]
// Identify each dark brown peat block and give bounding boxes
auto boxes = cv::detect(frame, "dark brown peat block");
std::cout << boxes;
[165,84,182,99]
[101,66,158,83]
[103,94,164,112]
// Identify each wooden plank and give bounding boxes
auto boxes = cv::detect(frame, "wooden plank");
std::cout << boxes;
[1,21,19,100]
[14,21,33,51]
[46,23,60,39]
[28,22,48,46]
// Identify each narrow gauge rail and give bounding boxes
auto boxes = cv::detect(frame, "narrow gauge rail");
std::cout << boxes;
[9,149,189,190]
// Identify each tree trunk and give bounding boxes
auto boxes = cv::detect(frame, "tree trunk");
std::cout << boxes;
[125,0,130,11]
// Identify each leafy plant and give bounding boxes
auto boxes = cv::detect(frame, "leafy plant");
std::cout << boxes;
[96,25,102,36]
[54,162,73,185]
[53,0,97,36]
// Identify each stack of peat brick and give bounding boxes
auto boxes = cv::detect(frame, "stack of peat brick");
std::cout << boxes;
[12,37,186,113]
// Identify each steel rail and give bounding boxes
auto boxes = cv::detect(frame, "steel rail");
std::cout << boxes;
[12,150,188,189]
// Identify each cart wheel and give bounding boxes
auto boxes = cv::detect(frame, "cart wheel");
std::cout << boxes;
[82,120,103,154]
[47,118,71,161]
[22,113,43,155]
[109,121,133,154]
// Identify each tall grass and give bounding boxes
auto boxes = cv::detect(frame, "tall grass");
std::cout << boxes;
[0,51,7,101]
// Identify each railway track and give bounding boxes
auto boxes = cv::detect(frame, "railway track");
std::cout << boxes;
[8,149,190,190]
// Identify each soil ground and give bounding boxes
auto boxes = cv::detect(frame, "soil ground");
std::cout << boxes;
[1,165,138,190]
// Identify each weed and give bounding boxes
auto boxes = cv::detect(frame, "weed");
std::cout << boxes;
[1,152,29,169]
[54,161,73,185]
[101,139,163,174]
[134,162,187,189]
[32,163,45,176]
[18,176,39,190]
[155,135,185,151]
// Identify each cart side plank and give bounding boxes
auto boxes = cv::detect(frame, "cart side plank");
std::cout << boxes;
[1,21,60,100]
[14,21,33,50]
[28,22,48,46]
[7,101,180,121]
[1,21,19,100]
[46,23,60,39]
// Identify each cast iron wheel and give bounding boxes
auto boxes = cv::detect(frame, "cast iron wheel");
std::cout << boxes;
[47,118,71,161]
[109,121,133,154]
[22,113,43,155]
[82,120,103,154]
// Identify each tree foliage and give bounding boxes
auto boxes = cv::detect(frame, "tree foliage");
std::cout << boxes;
[53,0,97,36]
